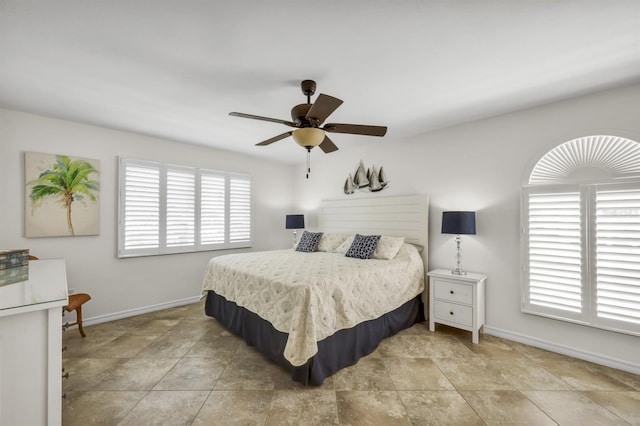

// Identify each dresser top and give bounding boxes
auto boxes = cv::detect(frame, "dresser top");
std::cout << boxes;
[0,258,68,316]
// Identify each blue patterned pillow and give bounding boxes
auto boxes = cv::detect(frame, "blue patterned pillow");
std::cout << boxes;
[295,231,323,252]
[345,234,381,259]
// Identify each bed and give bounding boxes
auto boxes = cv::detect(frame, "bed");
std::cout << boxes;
[202,194,429,385]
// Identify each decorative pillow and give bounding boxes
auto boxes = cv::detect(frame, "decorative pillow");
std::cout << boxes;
[372,236,406,260]
[345,234,381,259]
[335,235,355,254]
[295,231,323,252]
[317,233,348,252]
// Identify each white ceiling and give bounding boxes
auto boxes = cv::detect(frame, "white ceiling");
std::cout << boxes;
[1,1,639,164]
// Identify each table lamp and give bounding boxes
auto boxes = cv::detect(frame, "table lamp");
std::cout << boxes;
[441,211,476,275]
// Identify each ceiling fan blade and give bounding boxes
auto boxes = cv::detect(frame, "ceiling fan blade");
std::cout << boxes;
[319,135,339,153]
[323,123,387,137]
[230,112,296,127]
[256,131,293,146]
[305,94,343,124]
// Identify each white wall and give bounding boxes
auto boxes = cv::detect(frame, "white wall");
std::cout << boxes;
[0,109,295,321]
[293,83,640,372]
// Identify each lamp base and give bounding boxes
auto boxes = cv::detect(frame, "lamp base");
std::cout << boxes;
[452,235,466,276]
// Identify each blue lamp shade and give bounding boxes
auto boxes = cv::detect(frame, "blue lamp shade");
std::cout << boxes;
[441,211,476,235]
[285,214,305,230]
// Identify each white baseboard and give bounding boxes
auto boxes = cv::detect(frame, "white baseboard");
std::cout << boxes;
[82,295,202,327]
[484,325,640,376]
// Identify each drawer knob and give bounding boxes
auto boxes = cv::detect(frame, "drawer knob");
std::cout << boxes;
[450,290,454,294]
[449,311,454,315]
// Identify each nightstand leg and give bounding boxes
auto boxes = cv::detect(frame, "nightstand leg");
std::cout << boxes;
[472,330,479,344]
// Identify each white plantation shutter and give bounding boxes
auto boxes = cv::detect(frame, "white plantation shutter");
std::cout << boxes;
[523,135,640,336]
[200,172,226,246]
[166,167,195,248]
[122,161,160,251]
[527,191,582,316]
[229,174,252,244]
[118,158,252,257]
[595,186,640,328]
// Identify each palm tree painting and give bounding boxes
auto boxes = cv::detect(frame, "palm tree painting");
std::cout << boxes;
[25,152,100,237]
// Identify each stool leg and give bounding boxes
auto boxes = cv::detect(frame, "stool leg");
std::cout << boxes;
[76,306,86,338]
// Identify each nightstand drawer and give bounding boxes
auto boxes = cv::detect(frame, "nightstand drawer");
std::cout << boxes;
[434,280,473,305]
[434,300,473,327]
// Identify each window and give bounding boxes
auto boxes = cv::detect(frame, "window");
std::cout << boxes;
[522,136,640,336]
[118,157,252,257]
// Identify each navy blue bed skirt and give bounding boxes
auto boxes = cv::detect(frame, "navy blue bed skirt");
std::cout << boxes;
[204,290,423,385]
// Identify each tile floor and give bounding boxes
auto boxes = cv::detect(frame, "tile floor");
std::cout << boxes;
[62,301,640,425]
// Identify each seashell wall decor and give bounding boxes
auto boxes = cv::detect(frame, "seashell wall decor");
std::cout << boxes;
[344,160,389,195]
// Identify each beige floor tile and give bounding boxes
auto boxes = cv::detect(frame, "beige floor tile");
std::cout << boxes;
[336,391,411,425]
[81,334,158,358]
[153,356,228,390]
[62,390,147,426]
[377,334,475,358]
[583,391,640,424]
[163,317,226,339]
[82,317,140,335]
[508,340,578,361]
[382,358,455,391]
[462,390,557,425]
[62,357,127,392]
[118,390,209,426]
[63,334,121,358]
[183,335,242,360]
[591,364,640,391]
[459,333,525,359]
[192,390,273,425]
[535,358,634,391]
[93,357,180,390]
[398,390,484,425]
[333,357,396,391]
[266,389,339,426]
[492,357,572,391]
[523,390,630,425]
[135,334,197,358]
[61,300,638,425]
[434,358,515,390]
[127,318,181,335]
[214,357,279,390]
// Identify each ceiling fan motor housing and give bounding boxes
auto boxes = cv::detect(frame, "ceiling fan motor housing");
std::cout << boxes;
[291,104,316,126]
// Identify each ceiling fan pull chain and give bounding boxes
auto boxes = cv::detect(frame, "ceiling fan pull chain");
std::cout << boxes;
[306,149,311,179]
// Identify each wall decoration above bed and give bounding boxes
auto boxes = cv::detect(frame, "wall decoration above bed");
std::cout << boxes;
[344,160,389,194]
[25,151,100,237]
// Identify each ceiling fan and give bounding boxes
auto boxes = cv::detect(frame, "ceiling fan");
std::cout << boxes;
[230,80,387,177]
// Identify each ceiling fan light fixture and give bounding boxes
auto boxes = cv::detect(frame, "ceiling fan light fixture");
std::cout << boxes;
[292,128,325,149]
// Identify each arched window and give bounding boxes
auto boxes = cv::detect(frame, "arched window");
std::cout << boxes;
[522,135,640,335]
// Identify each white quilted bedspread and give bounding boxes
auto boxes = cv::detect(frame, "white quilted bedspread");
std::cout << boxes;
[201,243,424,366]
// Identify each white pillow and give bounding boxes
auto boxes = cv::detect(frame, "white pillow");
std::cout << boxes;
[317,233,348,252]
[372,236,406,260]
[334,235,355,254]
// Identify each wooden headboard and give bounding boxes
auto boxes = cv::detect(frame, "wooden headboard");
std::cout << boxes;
[318,194,429,276]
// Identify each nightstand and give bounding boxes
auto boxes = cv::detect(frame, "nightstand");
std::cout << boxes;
[428,268,487,344]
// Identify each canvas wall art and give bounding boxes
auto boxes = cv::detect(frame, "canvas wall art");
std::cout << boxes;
[25,151,100,237]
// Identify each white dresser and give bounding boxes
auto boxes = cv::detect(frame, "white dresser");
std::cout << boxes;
[0,259,68,426]
[428,268,487,344]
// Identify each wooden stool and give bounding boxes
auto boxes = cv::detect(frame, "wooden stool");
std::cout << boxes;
[64,293,91,337]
